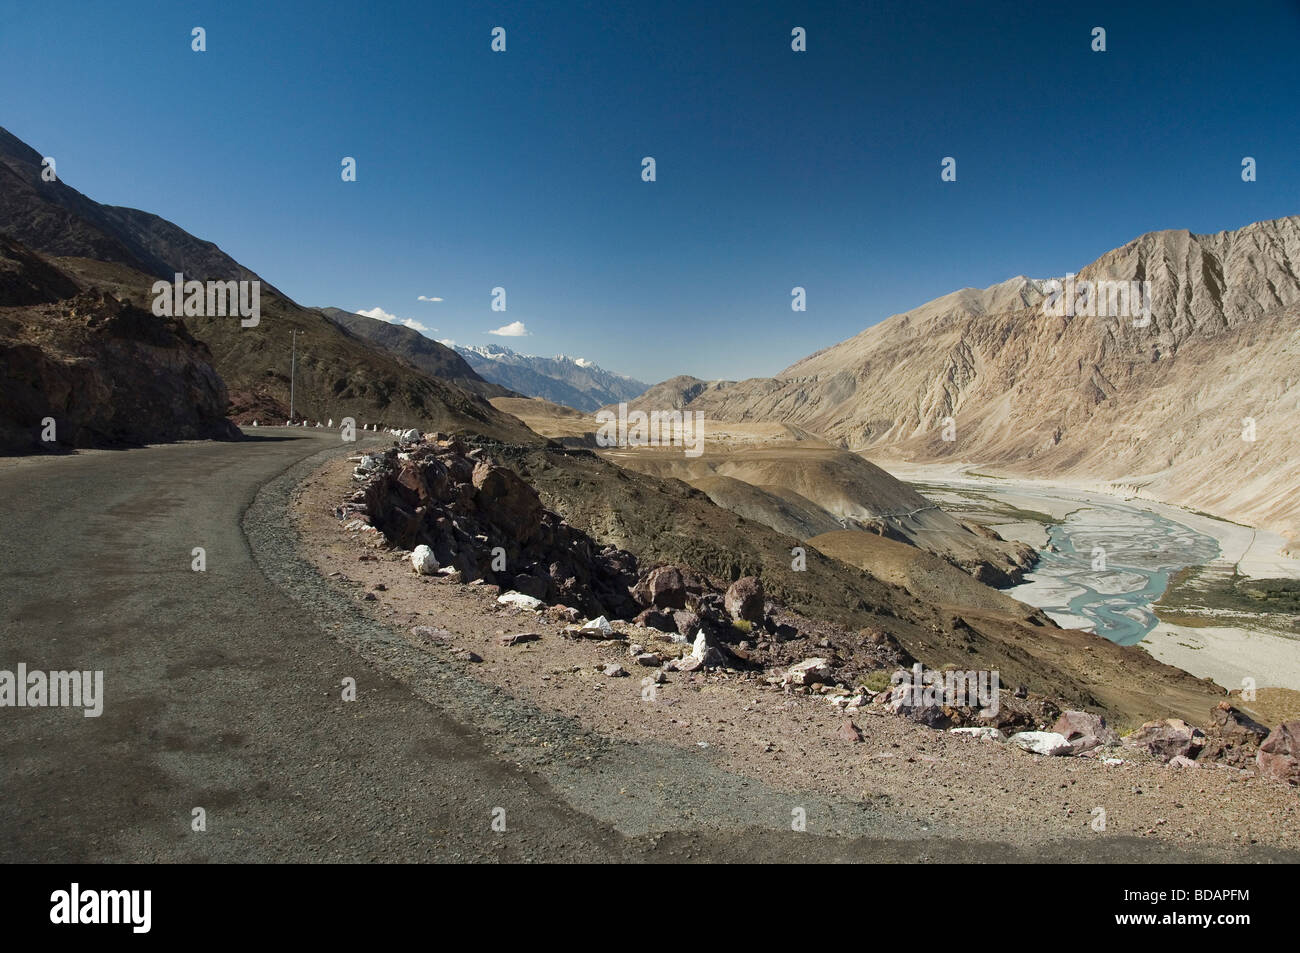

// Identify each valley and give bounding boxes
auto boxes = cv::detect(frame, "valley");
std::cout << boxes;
[880,460,1300,693]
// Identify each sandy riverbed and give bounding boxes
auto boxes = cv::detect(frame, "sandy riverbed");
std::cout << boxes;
[873,458,1300,691]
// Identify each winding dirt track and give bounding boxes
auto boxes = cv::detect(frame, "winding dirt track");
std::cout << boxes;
[0,430,1264,863]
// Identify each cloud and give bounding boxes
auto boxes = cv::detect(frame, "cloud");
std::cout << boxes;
[487,320,529,337]
[437,338,456,348]
[356,306,432,335]
[417,295,443,302]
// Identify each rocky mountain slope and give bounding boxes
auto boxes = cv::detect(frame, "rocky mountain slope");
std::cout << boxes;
[318,307,514,400]
[0,125,541,444]
[457,343,647,412]
[657,218,1300,544]
[0,237,237,451]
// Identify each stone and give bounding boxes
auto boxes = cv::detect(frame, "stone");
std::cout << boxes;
[1256,721,1300,784]
[837,720,863,743]
[410,544,439,575]
[634,652,663,666]
[1051,710,1119,753]
[602,663,629,678]
[499,632,540,646]
[782,658,834,687]
[633,608,677,632]
[631,566,689,610]
[724,576,765,623]
[1009,731,1073,756]
[1123,719,1205,762]
[497,591,544,610]
[410,626,451,643]
[950,726,1005,742]
[579,616,614,637]
[402,428,421,443]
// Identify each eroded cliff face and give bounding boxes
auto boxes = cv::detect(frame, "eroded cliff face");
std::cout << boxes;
[0,237,239,451]
[678,217,1300,541]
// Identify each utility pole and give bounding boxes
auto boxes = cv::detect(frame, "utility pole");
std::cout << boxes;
[289,330,298,422]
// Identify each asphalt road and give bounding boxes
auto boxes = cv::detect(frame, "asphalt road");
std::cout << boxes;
[0,430,1253,863]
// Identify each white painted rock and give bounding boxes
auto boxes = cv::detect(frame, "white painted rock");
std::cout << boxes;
[1009,731,1072,756]
[402,428,421,443]
[410,545,439,575]
[580,616,614,637]
[498,591,544,610]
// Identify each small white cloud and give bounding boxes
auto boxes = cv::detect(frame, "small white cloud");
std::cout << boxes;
[417,295,443,302]
[356,306,432,335]
[437,338,456,347]
[488,320,530,337]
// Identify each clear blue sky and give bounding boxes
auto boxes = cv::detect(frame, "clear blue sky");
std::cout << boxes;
[3,0,1297,383]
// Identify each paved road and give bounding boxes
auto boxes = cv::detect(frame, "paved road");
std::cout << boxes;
[0,431,643,862]
[0,430,1253,863]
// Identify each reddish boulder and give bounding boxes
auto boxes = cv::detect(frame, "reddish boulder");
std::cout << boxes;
[1256,721,1300,784]
[724,576,765,623]
[1123,718,1205,762]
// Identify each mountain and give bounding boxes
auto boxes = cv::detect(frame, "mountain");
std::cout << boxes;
[317,307,513,400]
[0,126,542,445]
[655,217,1300,545]
[0,236,237,451]
[455,343,647,412]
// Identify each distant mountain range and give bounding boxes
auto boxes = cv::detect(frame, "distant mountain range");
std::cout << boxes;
[316,308,513,401]
[454,343,647,412]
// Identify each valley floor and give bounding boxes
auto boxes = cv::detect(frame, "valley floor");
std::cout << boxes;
[873,459,1300,694]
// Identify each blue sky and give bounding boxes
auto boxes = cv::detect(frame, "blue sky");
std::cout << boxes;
[3,0,1297,383]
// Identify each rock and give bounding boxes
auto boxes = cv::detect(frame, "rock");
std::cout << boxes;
[689,631,728,668]
[499,632,540,646]
[782,657,834,687]
[1167,755,1198,769]
[634,652,663,666]
[402,428,421,443]
[546,604,580,623]
[670,610,701,636]
[1256,721,1300,784]
[410,626,451,643]
[1199,702,1271,766]
[602,664,628,678]
[950,726,1005,742]
[410,544,440,575]
[1009,731,1073,756]
[631,566,689,610]
[724,576,765,623]
[837,720,863,743]
[1051,710,1119,754]
[455,649,483,663]
[579,616,614,637]
[633,608,677,632]
[1123,719,1205,762]
[497,591,544,610]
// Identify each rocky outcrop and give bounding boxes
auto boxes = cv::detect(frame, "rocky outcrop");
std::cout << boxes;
[0,285,239,452]
[1256,721,1300,785]
[340,436,640,618]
